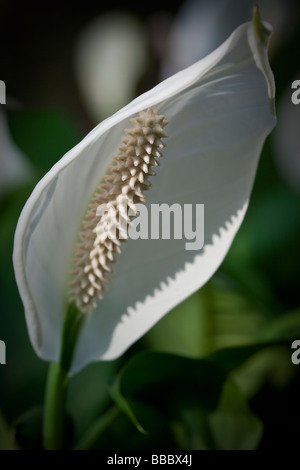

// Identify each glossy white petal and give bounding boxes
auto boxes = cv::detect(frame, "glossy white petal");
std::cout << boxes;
[13,19,276,373]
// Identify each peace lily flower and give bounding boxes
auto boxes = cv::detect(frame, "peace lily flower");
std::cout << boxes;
[13,10,276,378]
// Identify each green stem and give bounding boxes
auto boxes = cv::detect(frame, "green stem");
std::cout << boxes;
[43,303,84,450]
[74,406,120,450]
[43,362,69,450]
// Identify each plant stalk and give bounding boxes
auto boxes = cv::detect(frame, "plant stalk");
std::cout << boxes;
[43,303,84,450]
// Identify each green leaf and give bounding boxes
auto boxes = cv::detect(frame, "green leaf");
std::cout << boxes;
[208,378,263,450]
[257,308,300,342]
[206,309,300,374]
[145,277,270,359]
[109,352,227,435]
[144,292,205,357]
[110,316,299,450]
[109,352,263,449]
[173,376,262,450]
[206,341,284,374]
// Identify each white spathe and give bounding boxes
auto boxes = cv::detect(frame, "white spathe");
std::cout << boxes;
[13,17,276,374]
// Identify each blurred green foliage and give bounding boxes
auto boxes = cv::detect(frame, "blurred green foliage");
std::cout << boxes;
[1,0,300,451]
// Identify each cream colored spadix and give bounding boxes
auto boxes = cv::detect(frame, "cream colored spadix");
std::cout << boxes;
[69,108,168,312]
[13,13,276,373]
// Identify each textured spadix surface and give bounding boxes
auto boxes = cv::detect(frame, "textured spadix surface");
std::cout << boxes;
[13,18,276,373]
[69,108,168,312]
